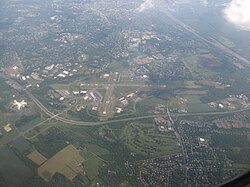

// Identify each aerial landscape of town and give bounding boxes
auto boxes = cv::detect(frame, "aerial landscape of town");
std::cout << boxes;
[0,0,250,186]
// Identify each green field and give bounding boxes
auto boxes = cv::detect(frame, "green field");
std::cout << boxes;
[0,112,19,127]
[183,55,217,78]
[83,155,105,180]
[11,137,32,153]
[24,122,56,140]
[50,80,80,91]
[97,88,106,98]
[135,96,169,116]
[113,86,139,97]
[187,103,216,113]
[140,96,169,107]
[121,122,180,157]
[50,74,106,91]
[30,127,72,158]
[85,144,110,156]
[80,149,94,159]
[107,60,129,72]
[179,95,216,113]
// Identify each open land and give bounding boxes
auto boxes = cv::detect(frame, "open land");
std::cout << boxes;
[38,144,84,181]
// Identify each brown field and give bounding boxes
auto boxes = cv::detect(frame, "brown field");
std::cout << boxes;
[38,144,84,182]
[196,80,225,89]
[179,90,207,95]
[27,150,47,166]
[185,81,201,88]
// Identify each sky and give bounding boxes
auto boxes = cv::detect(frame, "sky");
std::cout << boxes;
[223,0,250,31]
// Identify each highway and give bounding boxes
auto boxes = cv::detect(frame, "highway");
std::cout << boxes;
[27,90,250,126]
[0,106,74,148]
[26,91,92,125]
[21,102,77,138]
[0,76,249,149]
[2,73,249,127]
[159,7,250,66]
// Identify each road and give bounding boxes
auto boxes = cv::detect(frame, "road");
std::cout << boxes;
[0,102,76,148]
[167,106,187,181]
[26,91,91,125]
[0,79,249,149]
[27,90,250,126]
[159,7,250,66]
[2,73,249,127]
[1,74,250,149]
[21,104,76,139]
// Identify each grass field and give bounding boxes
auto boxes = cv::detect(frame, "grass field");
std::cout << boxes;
[50,74,106,91]
[85,144,110,156]
[80,149,94,159]
[183,95,202,103]
[50,80,80,91]
[107,60,129,72]
[135,96,169,116]
[83,155,105,180]
[24,122,56,140]
[30,127,71,158]
[140,96,169,107]
[183,55,217,78]
[15,114,42,129]
[187,103,216,113]
[97,88,106,98]
[0,112,19,127]
[179,95,216,113]
[113,86,139,97]
[11,137,31,153]
[121,123,180,157]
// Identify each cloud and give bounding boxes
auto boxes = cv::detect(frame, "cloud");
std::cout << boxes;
[201,0,208,6]
[135,0,155,12]
[223,0,250,31]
